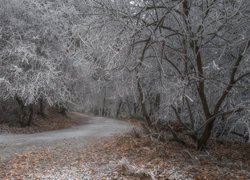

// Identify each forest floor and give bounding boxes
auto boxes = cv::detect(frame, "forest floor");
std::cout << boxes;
[0,111,86,134]
[0,114,249,179]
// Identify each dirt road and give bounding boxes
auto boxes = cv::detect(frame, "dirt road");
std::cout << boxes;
[0,112,132,162]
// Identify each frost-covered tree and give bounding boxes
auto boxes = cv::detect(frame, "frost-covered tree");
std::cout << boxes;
[0,0,249,148]
[80,0,250,149]
[0,0,87,126]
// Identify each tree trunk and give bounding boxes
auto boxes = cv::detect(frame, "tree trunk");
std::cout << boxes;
[60,106,67,116]
[116,100,123,117]
[26,105,34,126]
[126,101,132,116]
[15,96,27,127]
[15,96,34,127]
[150,93,160,116]
[39,97,46,118]
[102,87,106,116]
[133,102,137,116]
[197,117,215,150]
[137,81,151,126]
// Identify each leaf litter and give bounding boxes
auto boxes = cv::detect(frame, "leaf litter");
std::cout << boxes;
[0,122,249,179]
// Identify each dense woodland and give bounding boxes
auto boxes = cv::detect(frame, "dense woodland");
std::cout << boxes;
[0,0,249,150]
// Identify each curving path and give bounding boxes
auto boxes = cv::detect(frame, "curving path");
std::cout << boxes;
[0,112,132,162]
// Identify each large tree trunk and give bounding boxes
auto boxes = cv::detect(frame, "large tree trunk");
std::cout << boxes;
[197,117,215,150]
[197,50,247,150]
